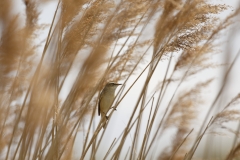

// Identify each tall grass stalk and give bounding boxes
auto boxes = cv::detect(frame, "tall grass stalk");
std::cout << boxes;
[0,0,240,159]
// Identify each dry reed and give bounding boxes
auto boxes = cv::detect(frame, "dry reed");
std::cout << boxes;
[0,0,239,160]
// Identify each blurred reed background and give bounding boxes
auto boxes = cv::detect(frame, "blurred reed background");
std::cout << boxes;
[0,0,240,159]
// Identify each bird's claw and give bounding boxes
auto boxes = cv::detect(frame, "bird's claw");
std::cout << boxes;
[111,107,117,111]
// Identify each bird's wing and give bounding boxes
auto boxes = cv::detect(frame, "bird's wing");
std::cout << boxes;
[98,98,100,116]
[98,90,103,116]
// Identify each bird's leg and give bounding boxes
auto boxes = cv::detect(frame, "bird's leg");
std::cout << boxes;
[101,112,108,120]
[105,115,109,120]
[111,106,117,111]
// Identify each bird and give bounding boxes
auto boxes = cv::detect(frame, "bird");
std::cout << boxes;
[98,82,121,128]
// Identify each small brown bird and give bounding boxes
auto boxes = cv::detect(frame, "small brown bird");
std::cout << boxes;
[98,82,121,128]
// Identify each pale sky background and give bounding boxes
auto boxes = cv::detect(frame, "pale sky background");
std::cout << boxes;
[15,0,240,159]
